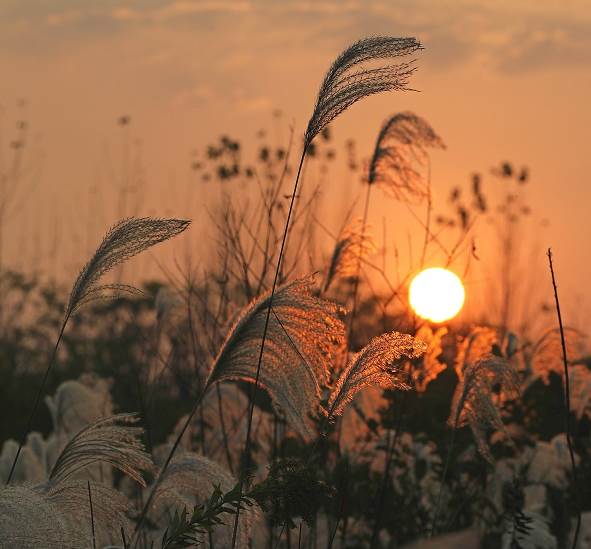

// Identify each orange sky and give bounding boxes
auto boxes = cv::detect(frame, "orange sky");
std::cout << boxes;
[1,0,590,327]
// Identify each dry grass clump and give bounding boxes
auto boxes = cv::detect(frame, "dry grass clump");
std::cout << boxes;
[454,325,500,378]
[0,414,153,547]
[411,325,448,392]
[206,276,346,439]
[449,355,519,462]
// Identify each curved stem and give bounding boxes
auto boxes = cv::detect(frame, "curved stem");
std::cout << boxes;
[230,146,308,548]
[369,390,407,548]
[6,310,70,484]
[131,384,208,546]
[547,248,580,549]
[348,183,373,335]
[429,422,457,538]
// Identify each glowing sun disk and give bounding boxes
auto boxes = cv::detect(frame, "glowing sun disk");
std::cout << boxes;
[409,268,465,323]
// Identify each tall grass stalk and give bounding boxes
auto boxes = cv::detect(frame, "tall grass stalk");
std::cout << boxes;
[5,312,70,484]
[87,480,97,549]
[132,388,208,545]
[429,417,458,537]
[547,248,581,548]
[6,217,189,485]
[230,147,308,547]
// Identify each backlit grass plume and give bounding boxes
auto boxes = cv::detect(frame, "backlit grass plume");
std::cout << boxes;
[67,217,190,315]
[230,36,421,546]
[449,355,519,463]
[367,111,445,202]
[305,37,422,148]
[328,331,427,418]
[412,325,447,392]
[323,218,377,293]
[454,325,499,379]
[431,355,519,536]
[0,415,153,547]
[6,216,189,485]
[48,413,154,487]
[206,277,346,439]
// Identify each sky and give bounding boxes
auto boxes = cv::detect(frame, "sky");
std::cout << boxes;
[0,0,590,327]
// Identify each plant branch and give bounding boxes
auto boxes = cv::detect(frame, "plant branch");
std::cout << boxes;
[547,248,580,549]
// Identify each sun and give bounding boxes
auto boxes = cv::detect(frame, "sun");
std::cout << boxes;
[409,268,465,323]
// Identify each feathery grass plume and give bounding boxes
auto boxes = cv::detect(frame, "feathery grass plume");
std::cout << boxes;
[0,415,153,547]
[323,218,377,292]
[412,325,447,392]
[206,277,346,439]
[367,111,445,202]
[454,326,499,379]
[0,480,134,548]
[6,217,189,486]
[305,37,422,148]
[148,452,255,547]
[530,327,585,384]
[67,217,190,315]
[449,355,519,463]
[48,414,154,487]
[328,331,427,418]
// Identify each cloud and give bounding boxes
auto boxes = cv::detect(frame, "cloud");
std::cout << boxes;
[111,1,253,22]
[1,0,590,77]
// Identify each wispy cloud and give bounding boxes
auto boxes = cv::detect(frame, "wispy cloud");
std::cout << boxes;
[2,1,589,75]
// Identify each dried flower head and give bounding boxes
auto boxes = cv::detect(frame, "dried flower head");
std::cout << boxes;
[48,414,154,487]
[454,326,499,380]
[67,217,190,315]
[368,111,445,202]
[305,37,422,148]
[449,355,519,463]
[412,325,448,392]
[0,415,154,547]
[0,480,133,548]
[328,331,426,418]
[206,277,346,439]
[324,218,377,292]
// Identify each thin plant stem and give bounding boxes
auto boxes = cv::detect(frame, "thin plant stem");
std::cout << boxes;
[88,481,97,549]
[327,459,350,549]
[370,390,406,548]
[230,146,308,549]
[420,158,432,269]
[547,248,580,549]
[429,420,457,538]
[6,311,70,484]
[348,182,373,335]
[216,384,234,474]
[131,385,208,546]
